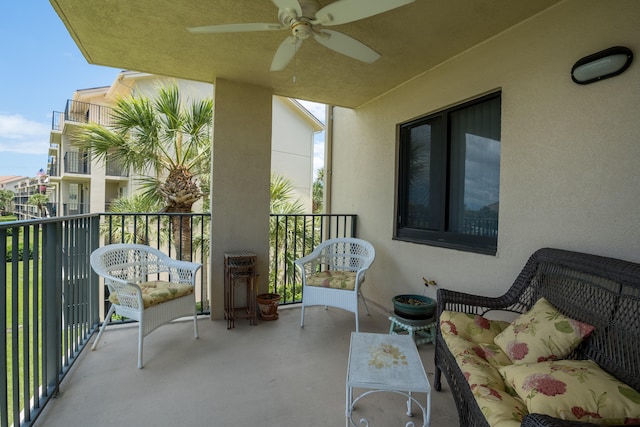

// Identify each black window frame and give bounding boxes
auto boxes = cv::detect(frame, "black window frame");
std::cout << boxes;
[395,91,501,255]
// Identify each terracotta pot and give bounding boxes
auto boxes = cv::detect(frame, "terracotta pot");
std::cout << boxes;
[256,293,281,320]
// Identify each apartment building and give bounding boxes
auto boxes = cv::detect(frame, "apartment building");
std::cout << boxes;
[47,70,324,216]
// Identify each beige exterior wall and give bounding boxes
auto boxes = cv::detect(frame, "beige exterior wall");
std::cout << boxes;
[271,97,316,210]
[330,0,640,307]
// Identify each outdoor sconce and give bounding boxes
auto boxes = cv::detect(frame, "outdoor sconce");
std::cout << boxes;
[571,46,633,85]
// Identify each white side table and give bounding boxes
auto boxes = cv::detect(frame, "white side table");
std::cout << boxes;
[346,332,431,427]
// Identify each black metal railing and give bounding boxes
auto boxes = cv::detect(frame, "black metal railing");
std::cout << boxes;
[105,158,129,177]
[51,111,63,131]
[62,203,90,216]
[0,212,356,426]
[63,151,91,175]
[47,163,59,177]
[63,100,114,127]
[1,215,99,427]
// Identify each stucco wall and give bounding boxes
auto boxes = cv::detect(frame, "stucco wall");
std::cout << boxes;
[331,0,640,308]
[211,79,272,319]
[271,97,315,211]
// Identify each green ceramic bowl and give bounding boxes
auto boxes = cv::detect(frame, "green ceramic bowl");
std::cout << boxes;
[392,294,436,320]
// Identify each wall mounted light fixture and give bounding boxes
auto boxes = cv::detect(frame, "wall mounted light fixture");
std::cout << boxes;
[571,46,633,85]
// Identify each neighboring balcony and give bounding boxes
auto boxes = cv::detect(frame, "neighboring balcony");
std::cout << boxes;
[62,202,89,216]
[51,100,115,130]
[63,151,91,175]
[105,157,129,177]
[47,163,59,177]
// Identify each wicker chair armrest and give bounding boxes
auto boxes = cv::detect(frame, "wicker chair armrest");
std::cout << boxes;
[161,259,202,284]
[294,251,322,269]
[521,414,621,427]
[294,255,325,277]
[437,287,518,317]
[352,267,370,291]
[104,277,144,310]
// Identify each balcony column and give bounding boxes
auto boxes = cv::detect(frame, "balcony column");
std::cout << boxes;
[210,79,272,320]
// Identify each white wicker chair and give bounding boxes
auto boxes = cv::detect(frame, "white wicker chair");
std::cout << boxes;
[295,238,375,332]
[90,243,202,368]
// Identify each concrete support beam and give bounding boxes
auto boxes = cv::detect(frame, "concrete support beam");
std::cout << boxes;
[210,79,272,320]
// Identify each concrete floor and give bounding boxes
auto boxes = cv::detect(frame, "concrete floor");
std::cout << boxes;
[35,304,459,427]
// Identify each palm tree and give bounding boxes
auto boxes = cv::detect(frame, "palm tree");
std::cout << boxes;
[77,84,213,260]
[102,194,163,244]
[269,174,306,299]
[0,189,14,215]
[28,193,49,218]
[312,167,324,213]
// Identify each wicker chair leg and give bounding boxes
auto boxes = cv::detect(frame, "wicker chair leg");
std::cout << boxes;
[137,323,144,369]
[359,291,370,315]
[91,304,115,351]
[193,312,199,339]
[355,313,359,333]
[434,366,442,391]
[300,305,305,328]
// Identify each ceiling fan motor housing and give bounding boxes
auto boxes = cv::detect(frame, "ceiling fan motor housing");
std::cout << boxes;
[291,21,312,39]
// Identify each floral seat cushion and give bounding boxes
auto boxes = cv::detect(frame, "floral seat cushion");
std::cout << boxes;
[305,270,357,290]
[108,280,194,309]
[440,311,528,427]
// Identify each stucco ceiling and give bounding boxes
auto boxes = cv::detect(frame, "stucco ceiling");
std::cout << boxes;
[50,0,562,108]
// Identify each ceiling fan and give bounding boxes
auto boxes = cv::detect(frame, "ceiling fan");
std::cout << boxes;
[187,0,415,71]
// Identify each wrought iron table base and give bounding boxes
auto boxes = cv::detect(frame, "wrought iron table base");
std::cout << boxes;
[346,389,429,427]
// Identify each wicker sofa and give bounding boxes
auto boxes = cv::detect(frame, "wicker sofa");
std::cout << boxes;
[434,248,640,427]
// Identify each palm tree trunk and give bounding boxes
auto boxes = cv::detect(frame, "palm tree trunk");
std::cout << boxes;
[170,210,193,262]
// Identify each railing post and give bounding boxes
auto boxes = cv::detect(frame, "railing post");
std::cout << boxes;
[89,216,101,328]
[42,222,62,398]
[0,230,7,427]
[351,214,357,237]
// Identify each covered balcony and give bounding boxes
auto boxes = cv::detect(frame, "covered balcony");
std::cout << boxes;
[2,213,458,426]
[22,0,640,425]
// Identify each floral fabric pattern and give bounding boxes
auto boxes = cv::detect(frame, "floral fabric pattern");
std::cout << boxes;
[305,270,356,290]
[440,310,511,344]
[493,298,594,364]
[108,280,193,309]
[499,360,640,425]
[440,311,529,426]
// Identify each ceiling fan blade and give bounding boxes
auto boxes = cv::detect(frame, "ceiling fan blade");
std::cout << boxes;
[314,30,380,63]
[313,0,415,26]
[188,23,284,34]
[271,36,303,71]
[271,0,302,17]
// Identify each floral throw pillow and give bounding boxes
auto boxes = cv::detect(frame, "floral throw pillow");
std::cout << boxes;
[493,298,594,364]
[440,310,511,344]
[499,360,640,425]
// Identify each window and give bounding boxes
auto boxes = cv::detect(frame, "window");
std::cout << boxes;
[395,92,501,254]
